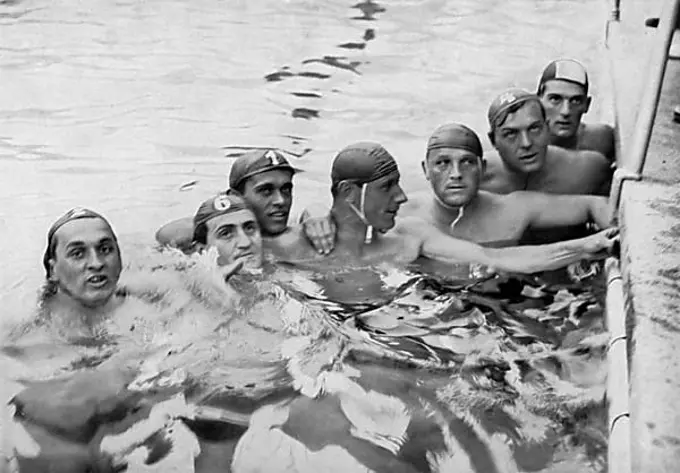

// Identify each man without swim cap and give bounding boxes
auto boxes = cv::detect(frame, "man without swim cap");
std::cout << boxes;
[426,123,483,158]
[229,149,301,191]
[43,208,116,278]
[487,88,543,131]
[537,59,589,94]
[331,142,399,188]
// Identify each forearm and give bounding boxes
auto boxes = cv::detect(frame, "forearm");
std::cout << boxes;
[485,239,589,274]
[587,196,611,229]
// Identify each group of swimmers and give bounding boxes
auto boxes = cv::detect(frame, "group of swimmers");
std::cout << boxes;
[5,57,620,473]
[35,58,619,325]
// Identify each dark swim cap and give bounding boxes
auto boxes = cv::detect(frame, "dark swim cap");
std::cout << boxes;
[43,208,116,278]
[538,59,589,94]
[426,123,483,158]
[193,191,251,242]
[487,88,542,131]
[229,149,301,190]
[331,142,399,186]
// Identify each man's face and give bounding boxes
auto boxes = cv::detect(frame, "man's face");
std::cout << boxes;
[492,101,550,174]
[362,171,408,232]
[49,219,122,308]
[539,80,590,139]
[240,170,293,236]
[205,209,263,269]
[422,148,482,207]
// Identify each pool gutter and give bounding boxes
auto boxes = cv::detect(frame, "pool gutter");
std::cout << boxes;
[603,0,680,471]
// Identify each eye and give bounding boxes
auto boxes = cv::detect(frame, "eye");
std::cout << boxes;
[503,131,517,139]
[99,244,114,255]
[243,222,258,234]
[217,227,235,239]
[548,95,561,104]
[461,158,475,167]
[68,248,84,259]
[529,123,542,133]
[257,186,274,197]
[569,97,584,106]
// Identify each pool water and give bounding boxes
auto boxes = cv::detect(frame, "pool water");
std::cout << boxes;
[0,0,612,471]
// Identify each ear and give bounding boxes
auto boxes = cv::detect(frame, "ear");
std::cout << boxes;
[48,258,57,281]
[584,96,592,113]
[189,242,207,255]
[487,130,496,148]
[480,158,487,174]
[421,160,430,181]
[337,180,358,199]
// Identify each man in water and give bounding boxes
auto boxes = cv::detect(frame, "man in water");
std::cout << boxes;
[39,208,124,332]
[269,141,617,274]
[482,88,612,196]
[156,148,336,254]
[536,59,615,162]
[407,122,610,245]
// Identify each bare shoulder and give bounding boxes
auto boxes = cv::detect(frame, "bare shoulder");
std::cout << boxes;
[481,154,514,194]
[264,225,317,262]
[580,123,615,160]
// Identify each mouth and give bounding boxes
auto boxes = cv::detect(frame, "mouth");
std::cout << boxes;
[86,274,109,288]
[518,152,538,162]
[554,120,573,128]
[267,211,288,222]
[235,252,255,261]
[446,185,466,191]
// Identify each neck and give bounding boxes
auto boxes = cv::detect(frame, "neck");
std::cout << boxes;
[330,204,373,256]
[550,133,579,149]
[49,289,121,331]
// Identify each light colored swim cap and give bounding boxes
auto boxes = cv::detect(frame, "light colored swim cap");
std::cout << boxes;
[538,59,589,93]
[487,88,542,131]
[331,142,399,186]
[426,123,483,158]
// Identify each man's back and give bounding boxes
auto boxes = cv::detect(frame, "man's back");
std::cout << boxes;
[577,123,616,163]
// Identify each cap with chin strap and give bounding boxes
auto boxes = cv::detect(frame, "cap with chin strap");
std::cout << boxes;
[331,142,399,243]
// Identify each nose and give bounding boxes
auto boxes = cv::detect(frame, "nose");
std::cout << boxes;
[86,249,105,269]
[449,161,463,180]
[271,190,286,207]
[235,228,252,249]
[394,185,408,204]
[559,100,571,116]
[519,130,532,148]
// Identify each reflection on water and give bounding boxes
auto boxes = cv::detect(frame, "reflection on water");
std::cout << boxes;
[3,249,607,471]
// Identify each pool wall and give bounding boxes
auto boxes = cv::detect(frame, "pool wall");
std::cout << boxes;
[603,0,680,471]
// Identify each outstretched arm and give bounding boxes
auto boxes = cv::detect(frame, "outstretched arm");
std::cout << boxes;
[155,217,194,251]
[519,192,610,230]
[401,218,617,274]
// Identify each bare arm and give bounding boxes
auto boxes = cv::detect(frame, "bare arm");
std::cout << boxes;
[400,218,616,274]
[518,192,610,230]
[155,217,194,251]
[580,150,613,196]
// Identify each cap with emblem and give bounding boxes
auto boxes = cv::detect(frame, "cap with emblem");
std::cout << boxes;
[487,88,543,131]
[537,59,589,94]
[193,191,250,235]
[228,149,301,190]
[426,123,483,158]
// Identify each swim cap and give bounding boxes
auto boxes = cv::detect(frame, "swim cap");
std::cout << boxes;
[331,142,399,186]
[43,208,116,278]
[229,149,301,190]
[426,123,483,158]
[193,191,251,240]
[538,59,589,93]
[487,88,542,131]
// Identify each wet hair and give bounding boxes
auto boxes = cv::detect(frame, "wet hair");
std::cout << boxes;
[492,100,547,132]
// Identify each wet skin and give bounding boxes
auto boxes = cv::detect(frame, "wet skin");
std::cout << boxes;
[203,209,264,269]
[421,147,483,207]
[490,101,550,175]
[357,170,409,233]
[240,169,293,237]
[48,218,122,308]
[539,80,591,142]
